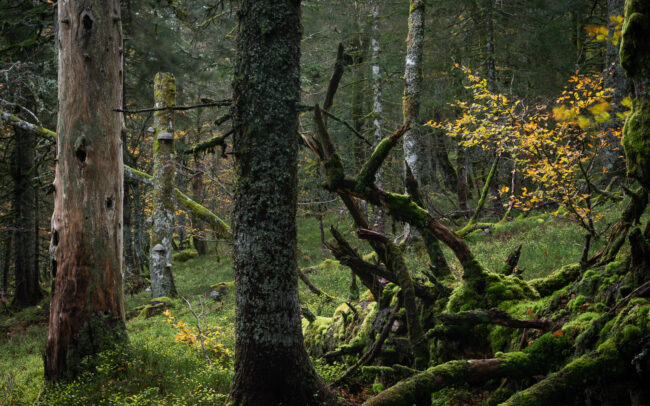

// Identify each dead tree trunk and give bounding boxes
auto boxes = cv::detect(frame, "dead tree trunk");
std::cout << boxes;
[228,1,336,405]
[149,73,178,298]
[45,0,126,381]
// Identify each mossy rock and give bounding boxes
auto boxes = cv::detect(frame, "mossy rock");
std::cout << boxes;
[208,281,234,299]
[172,249,198,262]
[128,296,175,319]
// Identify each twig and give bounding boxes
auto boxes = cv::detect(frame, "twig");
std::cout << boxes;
[181,296,211,365]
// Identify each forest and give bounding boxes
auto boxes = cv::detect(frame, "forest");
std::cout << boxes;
[0,0,649,404]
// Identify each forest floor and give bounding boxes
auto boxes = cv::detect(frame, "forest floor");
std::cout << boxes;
[0,210,615,405]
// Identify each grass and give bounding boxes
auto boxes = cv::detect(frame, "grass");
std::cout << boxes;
[0,205,625,405]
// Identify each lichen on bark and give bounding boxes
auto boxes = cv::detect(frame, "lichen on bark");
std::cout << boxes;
[150,72,178,299]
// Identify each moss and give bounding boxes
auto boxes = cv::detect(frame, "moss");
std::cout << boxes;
[356,135,399,193]
[172,249,198,262]
[529,263,581,297]
[383,193,430,228]
[567,295,587,313]
[302,316,334,357]
[323,154,344,191]
[622,96,650,187]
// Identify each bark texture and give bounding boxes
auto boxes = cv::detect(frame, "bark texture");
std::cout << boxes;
[45,0,126,381]
[150,72,177,298]
[228,1,335,405]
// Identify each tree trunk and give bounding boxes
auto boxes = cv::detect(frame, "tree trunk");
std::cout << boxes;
[371,0,385,234]
[619,0,650,191]
[11,125,42,308]
[150,72,178,298]
[45,0,126,381]
[403,0,430,187]
[228,1,335,405]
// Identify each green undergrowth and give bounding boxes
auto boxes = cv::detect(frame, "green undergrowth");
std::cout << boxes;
[0,206,635,404]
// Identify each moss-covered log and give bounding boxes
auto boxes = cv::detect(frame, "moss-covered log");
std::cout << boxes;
[363,333,571,406]
[436,308,556,331]
[502,300,650,405]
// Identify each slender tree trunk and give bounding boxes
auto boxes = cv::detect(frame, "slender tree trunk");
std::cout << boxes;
[11,125,42,308]
[45,0,126,381]
[457,142,469,213]
[191,167,208,256]
[403,0,430,187]
[150,73,178,298]
[371,0,385,234]
[602,0,628,174]
[228,1,335,404]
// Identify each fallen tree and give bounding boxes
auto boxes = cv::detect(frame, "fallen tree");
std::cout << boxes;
[297,35,650,405]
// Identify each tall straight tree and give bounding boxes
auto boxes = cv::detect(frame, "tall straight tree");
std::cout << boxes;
[45,0,126,381]
[228,1,335,404]
[150,72,178,298]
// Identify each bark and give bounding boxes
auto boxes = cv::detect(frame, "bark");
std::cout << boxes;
[403,0,430,187]
[149,73,178,298]
[11,124,42,308]
[457,155,500,236]
[228,1,335,405]
[45,0,126,381]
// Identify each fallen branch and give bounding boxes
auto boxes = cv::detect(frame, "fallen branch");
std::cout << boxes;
[115,99,231,114]
[332,301,401,387]
[363,333,571,406]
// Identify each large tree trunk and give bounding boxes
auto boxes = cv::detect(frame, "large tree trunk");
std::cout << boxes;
[45,0,126,381]
[11,125,42,308]
[228,1,335,405]
[149,73,178,298]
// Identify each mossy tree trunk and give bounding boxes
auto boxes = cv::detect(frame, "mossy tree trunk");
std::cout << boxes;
[150,72,178,298]
[11,124,42,308]
[620,0,650,191]
[45,0,126,381]
[228,1,335,405]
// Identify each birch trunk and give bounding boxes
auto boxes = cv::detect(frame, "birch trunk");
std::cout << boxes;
[150,72,178,298]
[403,0,430,187]
[45,0,126,381]
[371,0,385,233]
